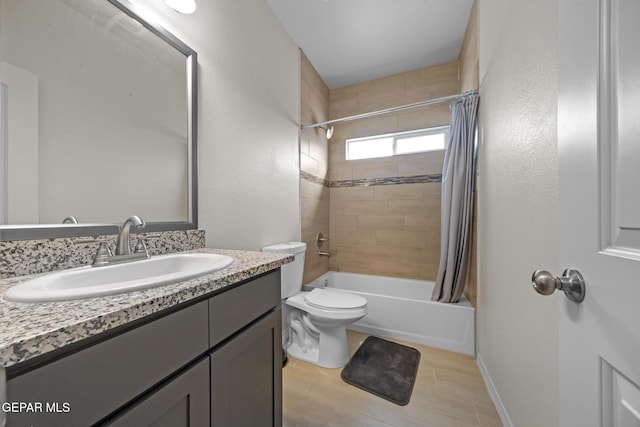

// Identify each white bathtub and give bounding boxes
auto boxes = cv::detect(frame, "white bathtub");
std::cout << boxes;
[305,271,475,356]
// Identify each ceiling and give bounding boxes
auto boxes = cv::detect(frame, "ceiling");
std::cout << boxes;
[265,0,474,89]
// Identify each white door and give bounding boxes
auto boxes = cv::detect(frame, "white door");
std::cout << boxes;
[558,0,640,426]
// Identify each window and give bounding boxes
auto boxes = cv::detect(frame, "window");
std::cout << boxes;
[345,126,449,160]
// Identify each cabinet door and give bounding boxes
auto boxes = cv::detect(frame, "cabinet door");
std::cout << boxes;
[210,309,282,427]
[104,357,209,427]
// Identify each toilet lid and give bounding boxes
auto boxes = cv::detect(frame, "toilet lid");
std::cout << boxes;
[304,288,367,310]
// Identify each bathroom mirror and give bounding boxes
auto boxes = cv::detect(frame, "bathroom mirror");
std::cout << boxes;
[0,0,197,240]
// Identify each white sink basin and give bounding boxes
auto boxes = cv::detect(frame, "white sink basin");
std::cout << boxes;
[3,253,233,303]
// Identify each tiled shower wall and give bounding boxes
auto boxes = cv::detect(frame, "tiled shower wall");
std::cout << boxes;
[299,52,330,284]
[300,37,479,293]
[328,62,459,280]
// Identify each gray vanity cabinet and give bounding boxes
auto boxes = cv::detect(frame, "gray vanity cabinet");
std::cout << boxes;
[5,270,282,427]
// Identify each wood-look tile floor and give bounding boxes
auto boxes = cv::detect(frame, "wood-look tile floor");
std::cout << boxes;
[283,331,503,427]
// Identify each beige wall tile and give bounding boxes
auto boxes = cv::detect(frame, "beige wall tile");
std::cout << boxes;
[375,230,427,249]
[300,179,326,200]
[405,215,440,232]
[330,229,377,247]
[357,215,405,230]
[300,198,329,234]
[300,152,319,175]
[329,138,347,162]
[386,199,431,215]
[329,161,353,181]
[351,114,399,138]
[422,183,442,200]
[373,183,423,200]
[396,155,443,176]
[299,51,330,284]
[398,105,451,130]
[330,186,374,201]
[329,214,358,231]
[331,199,389,216]
[302,231,330,285]
[352,163,400,180]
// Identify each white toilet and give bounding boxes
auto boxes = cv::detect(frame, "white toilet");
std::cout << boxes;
[262,242,367,368]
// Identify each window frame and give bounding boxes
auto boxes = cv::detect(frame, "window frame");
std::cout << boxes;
[345,125,449,161]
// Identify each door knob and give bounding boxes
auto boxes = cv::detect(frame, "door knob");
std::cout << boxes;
[531,268,586,303]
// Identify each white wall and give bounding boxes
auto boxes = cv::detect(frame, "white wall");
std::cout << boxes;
[477,0,559,425]
[131,0,301,250]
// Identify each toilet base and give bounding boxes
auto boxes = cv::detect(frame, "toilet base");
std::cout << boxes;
[286,322,350,368]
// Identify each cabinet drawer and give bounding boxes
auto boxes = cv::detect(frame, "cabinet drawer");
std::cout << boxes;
[7,300,209,427]
[209,270,280,347]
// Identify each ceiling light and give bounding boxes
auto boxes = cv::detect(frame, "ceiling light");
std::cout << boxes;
[164,0,196,14]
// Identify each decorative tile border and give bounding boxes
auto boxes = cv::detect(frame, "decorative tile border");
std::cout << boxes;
[300,170,330,187]
[331,174,442,187]
[301,171,442,188]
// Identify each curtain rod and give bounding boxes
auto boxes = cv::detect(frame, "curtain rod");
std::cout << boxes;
[301,90,477,130]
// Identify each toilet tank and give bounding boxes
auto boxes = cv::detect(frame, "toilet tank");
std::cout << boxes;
[262,242,306,298]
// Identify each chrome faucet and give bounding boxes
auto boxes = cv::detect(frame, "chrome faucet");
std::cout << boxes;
[91,216,150,267]
[116,215,146,255]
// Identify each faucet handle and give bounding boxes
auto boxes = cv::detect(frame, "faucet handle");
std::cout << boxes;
[92,242,113,267]
[134,239,150,257]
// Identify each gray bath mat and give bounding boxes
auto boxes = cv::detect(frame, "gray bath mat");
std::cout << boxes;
[340,336,420,406]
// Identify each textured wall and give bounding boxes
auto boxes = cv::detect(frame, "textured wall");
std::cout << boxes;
[128,0,302,251]
[477,0,559,425]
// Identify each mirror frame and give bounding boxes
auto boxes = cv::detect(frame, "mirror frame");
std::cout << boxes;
[0,0,198,241]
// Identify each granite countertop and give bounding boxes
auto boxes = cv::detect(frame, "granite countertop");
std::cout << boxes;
[0,248,292,368]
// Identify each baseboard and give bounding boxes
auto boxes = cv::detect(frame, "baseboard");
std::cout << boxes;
[476,353,514,427]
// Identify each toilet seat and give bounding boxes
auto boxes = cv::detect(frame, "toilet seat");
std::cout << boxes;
[286,291,367,321]
[304,288,367,310]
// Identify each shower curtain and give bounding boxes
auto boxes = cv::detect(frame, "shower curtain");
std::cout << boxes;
[431,93,479,303]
